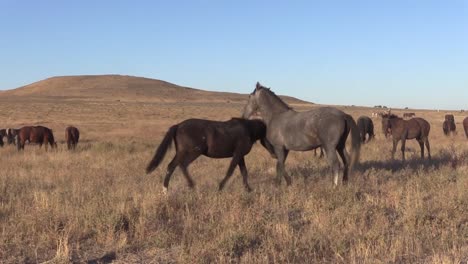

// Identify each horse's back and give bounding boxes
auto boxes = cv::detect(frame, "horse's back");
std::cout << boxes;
[176,118,255,158]
[413,117,430,135]
[268,107,348,150]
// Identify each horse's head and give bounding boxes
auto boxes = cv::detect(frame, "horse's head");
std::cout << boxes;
[242,83,261,119]
[381,117,392,138]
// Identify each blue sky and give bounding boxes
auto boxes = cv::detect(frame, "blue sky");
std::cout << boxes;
[1,1,467,110]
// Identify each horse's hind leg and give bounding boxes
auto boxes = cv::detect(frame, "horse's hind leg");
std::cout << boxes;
[163,154,181,191]
[179,152,199,189]
[337,146,349,183]
[418,139,425,159]
[425,138,431,160]
[324,146,341,186]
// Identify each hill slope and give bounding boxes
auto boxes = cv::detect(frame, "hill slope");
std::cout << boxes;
[0,75,312,105]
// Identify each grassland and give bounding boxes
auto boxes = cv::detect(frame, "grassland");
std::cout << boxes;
[0,86,466,263]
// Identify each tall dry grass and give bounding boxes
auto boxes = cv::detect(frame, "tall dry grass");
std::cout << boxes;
[0,98,466,263]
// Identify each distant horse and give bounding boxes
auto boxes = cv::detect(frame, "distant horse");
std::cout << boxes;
[65,126,80,150]
[381,116,431,161]
[17,126,57,151]
[403,112,415,118]
[443,114,456,136]
[0,129,6,147]
[6,128,19,145]
[357,116,375,143]
[146,118,268,192]
[242,82,361,186]
[464,117,468,138]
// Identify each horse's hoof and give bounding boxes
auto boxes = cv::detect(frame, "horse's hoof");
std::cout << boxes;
[162,187,168,195]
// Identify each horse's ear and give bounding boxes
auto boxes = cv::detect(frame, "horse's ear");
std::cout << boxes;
[256,82,261,90]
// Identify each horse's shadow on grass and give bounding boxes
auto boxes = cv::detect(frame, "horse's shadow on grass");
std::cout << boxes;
[285,149,466,183]
[358,149,466,173]
[358,154,449,173]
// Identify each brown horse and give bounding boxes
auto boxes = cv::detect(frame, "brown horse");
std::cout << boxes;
[464,117,468,138]
[146,118,268,192]
[65,126,80,150]
[443,114,456,136]
[382,116,431,161]
[17,126,57,151]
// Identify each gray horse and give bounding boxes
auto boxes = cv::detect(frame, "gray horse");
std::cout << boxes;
[243,82,361,186]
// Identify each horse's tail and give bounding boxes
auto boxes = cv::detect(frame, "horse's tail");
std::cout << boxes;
[146,125,178,174]
[345,114,361,175]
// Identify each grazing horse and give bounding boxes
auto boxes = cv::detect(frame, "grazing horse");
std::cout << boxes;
[146,118,268,192]
[17,126,57,151]
[357,116,375,143]
[65,126,80,150]
[6,128,19,145]
[242,82,361,186]
[403,112,415,118]
[381,116,431,161]
[0,129,6,147]
[464,117,468,138]
[443,114,456,136]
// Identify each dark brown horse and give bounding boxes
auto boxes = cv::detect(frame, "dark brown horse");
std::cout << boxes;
[65,126,80,150]
[357,116,375,143]
[382,116,431,161]
[464,117,468,138]
[17,126,57,151]
[443,114,456,136]
[0,129,6,147]
[146,118,268,192]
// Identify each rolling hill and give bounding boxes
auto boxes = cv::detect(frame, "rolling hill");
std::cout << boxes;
[0,75,312,105]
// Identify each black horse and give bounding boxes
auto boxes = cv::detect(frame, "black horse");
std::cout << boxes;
[146,118,267,192]
[357,116,375,143]
[0,129,6,147]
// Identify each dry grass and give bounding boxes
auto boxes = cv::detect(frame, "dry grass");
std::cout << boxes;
[0,96,466,263]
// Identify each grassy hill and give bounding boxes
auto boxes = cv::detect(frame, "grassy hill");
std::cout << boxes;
[0,75,312,105]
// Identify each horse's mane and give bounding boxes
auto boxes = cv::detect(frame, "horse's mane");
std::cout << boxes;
[255,83,292,110]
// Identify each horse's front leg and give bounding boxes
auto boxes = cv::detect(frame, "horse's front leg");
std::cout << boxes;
[391,138,398,160]
[274,147,291,186]
[400,138,406,162]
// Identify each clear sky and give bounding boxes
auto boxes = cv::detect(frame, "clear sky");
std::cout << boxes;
[1,1,467,110]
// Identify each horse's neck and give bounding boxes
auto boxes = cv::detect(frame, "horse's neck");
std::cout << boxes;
[259,96,291,123]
